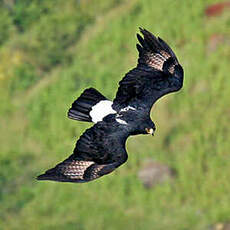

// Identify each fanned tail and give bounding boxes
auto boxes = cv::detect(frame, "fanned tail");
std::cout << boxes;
[68,88,107,122]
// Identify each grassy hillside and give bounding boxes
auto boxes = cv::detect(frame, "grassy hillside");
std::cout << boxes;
[1,0,230,229]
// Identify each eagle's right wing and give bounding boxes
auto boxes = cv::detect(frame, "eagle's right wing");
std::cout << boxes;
[37,121,129,183]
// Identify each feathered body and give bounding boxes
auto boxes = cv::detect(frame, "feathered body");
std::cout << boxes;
[37,28,184,183]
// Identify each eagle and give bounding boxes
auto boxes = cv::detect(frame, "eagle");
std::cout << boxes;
[37,28,184,183]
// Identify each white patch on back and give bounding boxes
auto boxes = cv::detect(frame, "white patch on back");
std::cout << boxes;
[120,106,136,112]
[115,118,128,125]
[115,106,136,125]
[90,100,116,123]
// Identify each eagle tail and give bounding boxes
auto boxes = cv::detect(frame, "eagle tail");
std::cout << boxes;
[68,87,107,122]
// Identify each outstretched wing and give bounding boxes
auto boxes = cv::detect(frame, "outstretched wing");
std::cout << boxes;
[113,28,184,112]
[37,121,129,183]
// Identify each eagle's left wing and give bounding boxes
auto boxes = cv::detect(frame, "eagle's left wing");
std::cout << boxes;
[37,121,129,183]
[113,28,184,112]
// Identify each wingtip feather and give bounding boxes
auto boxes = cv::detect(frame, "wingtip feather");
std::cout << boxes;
[136,27,178,61]
[36,174,47,181]
[139,27,144,33]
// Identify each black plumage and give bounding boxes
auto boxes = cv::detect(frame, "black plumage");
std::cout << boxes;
[38,121,128,182]
[68,88,107,122]
[113,28,183,111]
[37,28,184,183]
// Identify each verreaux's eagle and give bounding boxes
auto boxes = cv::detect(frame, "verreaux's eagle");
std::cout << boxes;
[37,28,184,183]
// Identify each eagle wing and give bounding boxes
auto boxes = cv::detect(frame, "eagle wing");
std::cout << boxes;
[37,121,128,183]
[113,28,184,112]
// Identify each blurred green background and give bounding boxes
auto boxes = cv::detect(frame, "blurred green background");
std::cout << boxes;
[0,0,230,229]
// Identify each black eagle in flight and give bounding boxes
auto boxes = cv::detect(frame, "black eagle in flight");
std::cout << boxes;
[37,28,184,183]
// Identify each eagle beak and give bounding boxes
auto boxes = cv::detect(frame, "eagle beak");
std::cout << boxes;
[145,128,154,136]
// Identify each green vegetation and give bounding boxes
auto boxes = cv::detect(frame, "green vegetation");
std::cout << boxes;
[1,0,230,229]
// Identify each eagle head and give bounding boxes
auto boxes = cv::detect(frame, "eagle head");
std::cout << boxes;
[144,120,156,136]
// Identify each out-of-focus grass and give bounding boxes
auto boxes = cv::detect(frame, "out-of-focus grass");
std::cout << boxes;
[0,0,230,229]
